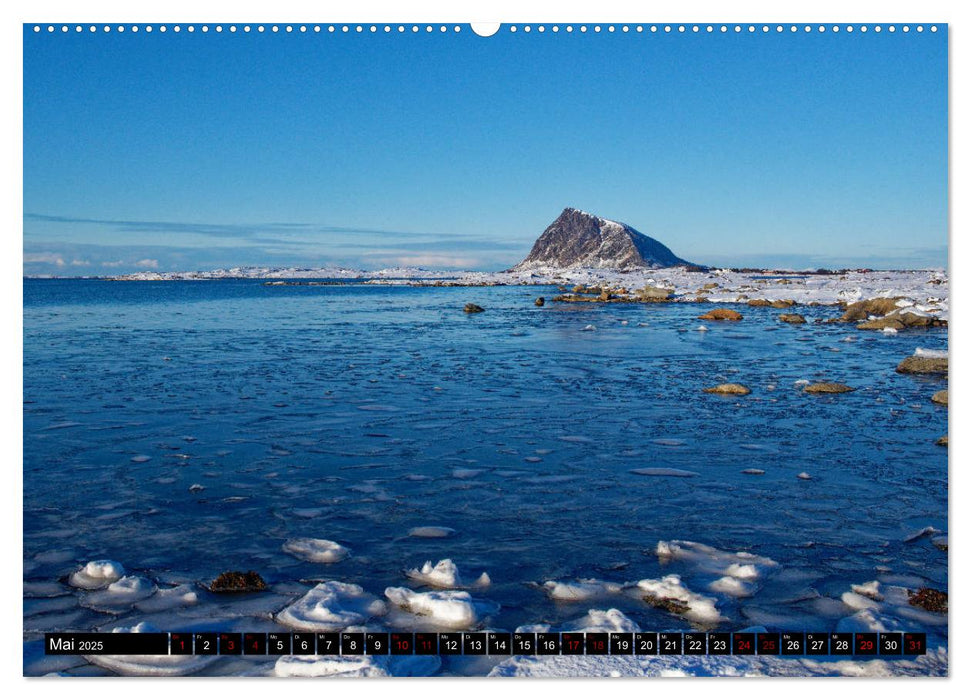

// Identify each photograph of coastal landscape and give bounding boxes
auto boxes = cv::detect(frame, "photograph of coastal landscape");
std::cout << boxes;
[22,21,948,677]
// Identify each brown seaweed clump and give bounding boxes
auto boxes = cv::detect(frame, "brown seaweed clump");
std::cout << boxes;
[908,587,948,614]
[641,593,690,616]
[210,570,268,593]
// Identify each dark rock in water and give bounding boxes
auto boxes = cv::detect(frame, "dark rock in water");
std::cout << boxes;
[635,285,674,302]
[749,299,796,308]
[698,308,743,321]
[464,303,485,314]
[931,389,948,405]
[804,382,854,394]
[840,297,903,322]
[534,297,545,307]
[908,587,947,613]
[897,356,948,375]
[779,313,807,324]
[703,383,751,395]
[511,207,696,271]
[936,435,948,447]
[857,310,946,331]
[209,570,268,593]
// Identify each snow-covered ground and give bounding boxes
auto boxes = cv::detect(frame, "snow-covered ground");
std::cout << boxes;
[105,266,949,321]
[454,267,949,318]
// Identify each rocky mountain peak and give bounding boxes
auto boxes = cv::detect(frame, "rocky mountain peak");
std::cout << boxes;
[511,208,696,271]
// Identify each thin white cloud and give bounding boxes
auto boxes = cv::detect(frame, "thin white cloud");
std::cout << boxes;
[134,258,159,269]
[70,259,90,266]
[100,260,126,268]
[24,252,65,266]
[369,254,481,269]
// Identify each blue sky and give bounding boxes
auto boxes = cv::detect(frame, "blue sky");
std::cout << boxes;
[23,25,947,274]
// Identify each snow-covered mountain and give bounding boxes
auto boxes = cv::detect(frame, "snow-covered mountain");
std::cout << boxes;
[511,207,697,271]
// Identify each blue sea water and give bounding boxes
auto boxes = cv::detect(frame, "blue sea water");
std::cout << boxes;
[22,279,948,675]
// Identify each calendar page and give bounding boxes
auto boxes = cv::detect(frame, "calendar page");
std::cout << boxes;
[22,18,948,679]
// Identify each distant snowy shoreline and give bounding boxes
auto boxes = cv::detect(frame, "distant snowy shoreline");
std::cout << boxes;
[26,266,949,320]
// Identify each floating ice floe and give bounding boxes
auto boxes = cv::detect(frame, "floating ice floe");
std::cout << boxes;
[629,468,699,478]
[291,508,326,519]
[408,526,456,539]
[68,560,125,590]
[273,654,440,677]
[81,576,157,613]
[282,538,350,564]
[135,584,198,613]
[655,540,778,600]
[542,579,625,601]
[794,379,810,387]
[851,581,884,601]
[914,347,947,359]
[797,472,812,480]
[568,608,641,632]
[652,438,686,446]
[384,587,496,629]
[635,575,724,623]
[405,559,490,589]
[709,576,754,598]
[656,540,778,580]
[130,455,151,463]
[903,526,941,543]
[841,591,882,612]
[581,325,596,331]
[882,327,898,335]
[696,325,709,332]
[277,581,387,631]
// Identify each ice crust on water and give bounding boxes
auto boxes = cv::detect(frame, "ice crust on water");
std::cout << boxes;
[134,584,198,613]
[384,587,496,628]
[282,537,350,563]
[276,581,387,631]
[407,526,456,538]
[68,560,125,589]
[273,654,440,678]
[487,647,948,677]
[86,622,216,676]
[543,579,624,601]
[81,576,157,613]
[630,468,699,477]
[914,347,947,359]
[405,559,490,589]
[636,575,724,623]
